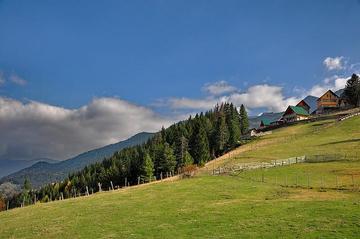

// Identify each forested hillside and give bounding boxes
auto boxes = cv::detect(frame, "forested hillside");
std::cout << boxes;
[7,103,249,208]
[0,132,154,188]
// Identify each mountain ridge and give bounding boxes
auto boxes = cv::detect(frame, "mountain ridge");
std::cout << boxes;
[0,132,154,188]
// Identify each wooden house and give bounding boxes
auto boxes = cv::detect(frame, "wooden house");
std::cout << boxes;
[316,90,339,114]
[296,100,310,113]
[282,106,310,122]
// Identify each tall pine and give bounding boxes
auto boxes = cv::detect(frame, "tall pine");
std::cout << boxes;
[189,120,210,165]
[240,104,249,135]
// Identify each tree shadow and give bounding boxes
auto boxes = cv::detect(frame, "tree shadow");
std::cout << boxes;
[320,139,360,146]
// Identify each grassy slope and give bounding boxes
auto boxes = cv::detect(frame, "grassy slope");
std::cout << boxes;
[0,117,359,238]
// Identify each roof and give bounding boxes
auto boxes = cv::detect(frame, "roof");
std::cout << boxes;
[283,106,310,117]
[289,106,310,116]
[296,100,310,109]
[317,90,339,101]
[260,118,272,126]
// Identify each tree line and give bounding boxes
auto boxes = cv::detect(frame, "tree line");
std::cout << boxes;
[4,102,249,209]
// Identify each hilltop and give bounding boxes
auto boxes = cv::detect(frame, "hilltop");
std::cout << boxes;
[0,115,359,238]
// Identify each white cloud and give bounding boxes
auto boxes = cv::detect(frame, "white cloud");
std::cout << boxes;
[163,84,301,112]
[0,97,177,161]
[202,80,237,95]
[9,73,27,86]
[323,56,344,71]
[308,75,348,97]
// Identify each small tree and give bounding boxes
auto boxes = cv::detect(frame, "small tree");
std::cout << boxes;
[183,151,194,166]
[23,178,31,191]
[142,153,154,182]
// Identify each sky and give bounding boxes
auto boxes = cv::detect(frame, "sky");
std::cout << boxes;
[0,0,359,162]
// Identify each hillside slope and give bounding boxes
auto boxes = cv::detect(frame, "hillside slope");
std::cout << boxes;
[0,158,57,179]
[0,117,359,238]
[0,132,154,188]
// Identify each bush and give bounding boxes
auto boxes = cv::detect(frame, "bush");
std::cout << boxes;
[182,165,198,178]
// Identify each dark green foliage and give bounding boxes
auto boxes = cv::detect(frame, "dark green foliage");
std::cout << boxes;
[9,102,249,208]
[344,74,360,107]
[240,104,249,134]
[189,119,210,165]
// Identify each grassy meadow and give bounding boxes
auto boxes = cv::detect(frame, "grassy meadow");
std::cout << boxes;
[0,116,359,238]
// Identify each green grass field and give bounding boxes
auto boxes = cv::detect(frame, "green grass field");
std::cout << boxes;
[0,116,359,238]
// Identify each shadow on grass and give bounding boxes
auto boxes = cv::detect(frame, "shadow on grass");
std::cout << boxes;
[320,139,360,146]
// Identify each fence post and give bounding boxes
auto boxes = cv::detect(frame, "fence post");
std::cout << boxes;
[138,176,140,185]
[6,201,9,211]
[110,181,114,191]
[125,178,127,187]
[98,183,102,192]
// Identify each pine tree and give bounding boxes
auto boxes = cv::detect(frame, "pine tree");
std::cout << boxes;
[157,143,176,174]
[189,120,210,165]
[183,151,194,166]
[214,108,229,155]
[23,178,31,191]
[141,153,154,182]
[240,104,249,135]
[174,133,189,168]
[344,74,360,107]
[228,104,241,147]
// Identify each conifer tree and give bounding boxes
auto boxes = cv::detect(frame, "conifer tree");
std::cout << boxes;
[344,73,360,107]
[214,108,229,155]
[141,153,154,182]
[240,104,249,135]
[189,120,210,165]
[228,104,241,147]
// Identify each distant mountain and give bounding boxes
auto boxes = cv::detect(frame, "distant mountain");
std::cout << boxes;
[0,158,57,179]
[249,112,284,129]
[0,132,154,188]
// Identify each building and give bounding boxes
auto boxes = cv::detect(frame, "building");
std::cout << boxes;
[316,90,339,114]
[259,118,272,129]
[282,106,310,122]
[296,100,310,114]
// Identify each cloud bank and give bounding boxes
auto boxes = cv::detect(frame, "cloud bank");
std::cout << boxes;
[0,97,175,161]
[163,82,301,112]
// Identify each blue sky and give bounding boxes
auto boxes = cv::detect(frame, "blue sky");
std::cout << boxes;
[0,0,359,161]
